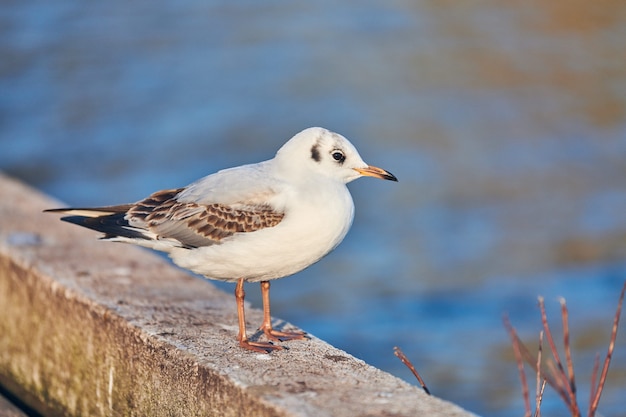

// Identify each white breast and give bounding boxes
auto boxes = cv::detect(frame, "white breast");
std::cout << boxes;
[168,180,355,282]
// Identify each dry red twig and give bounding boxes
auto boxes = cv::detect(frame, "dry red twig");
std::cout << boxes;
[534,331,544,417]
[393,346,431,395]
[505,280,625,417]
[534,379,546,417]
[589,280,626,415]
[538,296,580,415]
[560,297,577,400]
[588,353,600,416]
[544,358,569,401]
[504,315,531,417]
[508,327,561,393]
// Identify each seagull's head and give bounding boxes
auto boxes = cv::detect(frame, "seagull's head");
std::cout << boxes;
[275,127,397,184]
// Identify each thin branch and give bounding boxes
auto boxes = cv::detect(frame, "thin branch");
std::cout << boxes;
[559,297,577,399]
[516,331,542,371]
[506,283,625,417]
[533,379,546,417]
[393,346,431,395]
[589,280,626,415]
[588,353,600,417]
[539,296,580,416]
[534,331,544,417]
[545,358,570,405]
[504,316,564,402]
[503,315,531,417]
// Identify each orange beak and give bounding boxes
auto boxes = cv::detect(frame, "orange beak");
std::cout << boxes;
[354,166,398,182]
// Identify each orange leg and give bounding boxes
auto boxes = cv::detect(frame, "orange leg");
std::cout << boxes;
[258,280,307,342]
[235,278,281,353]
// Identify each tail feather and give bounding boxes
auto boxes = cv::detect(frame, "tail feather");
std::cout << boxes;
[61,214,150,241]
[45,206,150,241]
[44,205,133,217]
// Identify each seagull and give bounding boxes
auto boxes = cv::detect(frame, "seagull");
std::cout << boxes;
[46,127,397,353]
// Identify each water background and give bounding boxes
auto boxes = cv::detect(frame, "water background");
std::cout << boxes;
[2,2,626,416]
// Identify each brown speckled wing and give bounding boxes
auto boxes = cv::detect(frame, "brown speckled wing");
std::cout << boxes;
[127,188,284,248]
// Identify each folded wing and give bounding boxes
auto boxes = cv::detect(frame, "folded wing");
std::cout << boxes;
[46,187,284,249]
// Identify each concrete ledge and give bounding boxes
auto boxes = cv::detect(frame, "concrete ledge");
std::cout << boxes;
[0,173,475,417]
[0,393,27,417]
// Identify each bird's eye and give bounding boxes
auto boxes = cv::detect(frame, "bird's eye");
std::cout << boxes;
[331,151,345,163]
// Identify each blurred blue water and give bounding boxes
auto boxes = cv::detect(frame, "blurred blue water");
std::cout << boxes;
[2,1,626,416]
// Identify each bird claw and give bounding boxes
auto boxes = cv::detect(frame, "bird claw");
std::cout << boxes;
[262,328,308,342]
[239,339,283,353]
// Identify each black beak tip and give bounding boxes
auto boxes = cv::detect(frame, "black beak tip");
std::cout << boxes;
[385,171,398,182]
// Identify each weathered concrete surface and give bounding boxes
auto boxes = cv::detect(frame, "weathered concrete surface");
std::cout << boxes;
[0,173,476,417]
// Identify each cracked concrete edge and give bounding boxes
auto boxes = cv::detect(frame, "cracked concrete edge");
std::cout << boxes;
[0,173,477,417]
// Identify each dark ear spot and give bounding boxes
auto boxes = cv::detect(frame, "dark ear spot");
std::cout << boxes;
[310,144,321,162]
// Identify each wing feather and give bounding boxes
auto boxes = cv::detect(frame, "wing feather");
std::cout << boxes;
[47,186,285,249]
[47,160,286,249]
